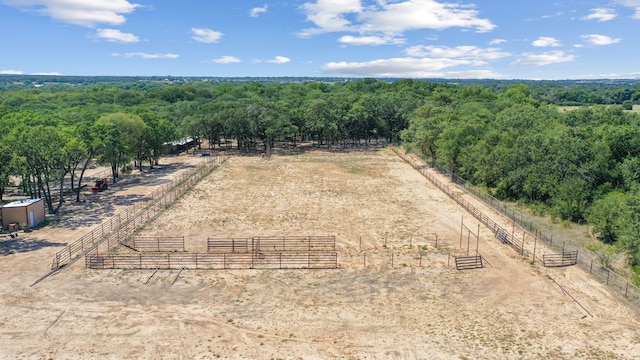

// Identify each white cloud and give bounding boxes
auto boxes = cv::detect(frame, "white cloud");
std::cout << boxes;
[299,0,361,36]
[405,45,510,61]
[489,38,506,45]
[112,52,179,59]
[0,69,23,74]
[191,28,223,43]
[359,0,496,33]
[95,28,139,43]
[298,0,495,39]
[212,56,241,64]
[338,35,405,45]
[532,36,561,47]
[267,56,291,64]
[511,51,575,66]
[3,0,140,27]
[582,8,617,21]
[615,1,640,19]
[581,34,622,46]
[321,57,502,78]
[250,4,268,17]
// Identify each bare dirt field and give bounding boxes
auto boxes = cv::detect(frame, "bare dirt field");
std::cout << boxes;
[1,149,640,359]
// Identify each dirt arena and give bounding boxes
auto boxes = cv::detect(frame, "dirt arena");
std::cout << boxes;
[1,149,640,359]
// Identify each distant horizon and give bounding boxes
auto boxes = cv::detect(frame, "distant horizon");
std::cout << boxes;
[2,74,640,84]
[1,1,639,80]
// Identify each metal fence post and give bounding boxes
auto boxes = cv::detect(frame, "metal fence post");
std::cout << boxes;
[626,281,629,298]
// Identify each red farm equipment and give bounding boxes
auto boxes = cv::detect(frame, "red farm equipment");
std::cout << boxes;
[90,178,109,193]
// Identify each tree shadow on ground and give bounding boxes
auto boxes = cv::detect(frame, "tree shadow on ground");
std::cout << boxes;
[51,197,116,230]
[51,162,196,231]
[0,237,66,256]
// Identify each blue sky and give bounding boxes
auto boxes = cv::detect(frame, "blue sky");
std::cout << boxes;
[1,0,639,79]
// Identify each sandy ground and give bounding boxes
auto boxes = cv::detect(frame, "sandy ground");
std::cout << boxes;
[1,149,640,359]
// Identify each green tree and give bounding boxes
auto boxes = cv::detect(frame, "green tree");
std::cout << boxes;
[401,105,447,165]
[95,113,145,183]
[587,191,627,243]
[0,142,15,201]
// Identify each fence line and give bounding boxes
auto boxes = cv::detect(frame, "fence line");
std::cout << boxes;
[51,155,228,270]
[122,236,185,252]
[392,147,640,305]
[86,251,338,270]
[207,236,336,253]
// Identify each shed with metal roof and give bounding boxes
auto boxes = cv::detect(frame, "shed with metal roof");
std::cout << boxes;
[1,198,45,230]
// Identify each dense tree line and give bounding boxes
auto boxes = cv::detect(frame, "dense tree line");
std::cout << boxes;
[400,83,640,282]
[2,77,640,281]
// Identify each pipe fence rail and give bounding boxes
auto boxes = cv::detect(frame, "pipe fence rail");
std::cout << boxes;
[51,155,227,270]
[392,147,640,305]
[454,254,484,270]
[543,251,579,267]
[207,236,336,253]
[86,251,338,270]
[122,236,186,252]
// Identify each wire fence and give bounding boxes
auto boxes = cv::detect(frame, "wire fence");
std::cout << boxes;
[51,155,228,270]
[392,147,640,306]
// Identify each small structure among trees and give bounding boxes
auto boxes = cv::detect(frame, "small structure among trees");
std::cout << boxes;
[1,198,45,230]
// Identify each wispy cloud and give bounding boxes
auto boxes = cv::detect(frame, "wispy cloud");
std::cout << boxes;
[568,71,640,79]
[615,0,640,19]
[405,45,510,61]
[112,52,179,59]
[298,0,495,40]
[511,51,575,66]
[3,0,140,27]
[267,56,291,64]
[338,35,405,46]
[211,56,241,64]
[321,57,502,78]
[581,34,622,46]
[250,4,268,17]
[0,69,23,75]
[532,36,561,47]
[489,38,507,45]
[94,29,139,43]
[581,8,616,21]
[191,28,223,43]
